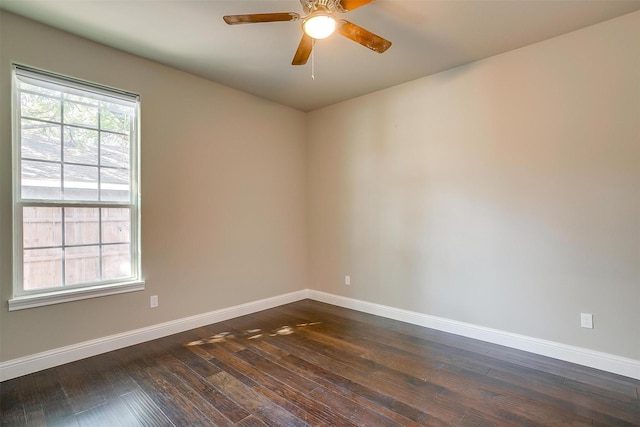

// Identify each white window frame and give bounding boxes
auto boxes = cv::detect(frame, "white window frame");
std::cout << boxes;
[9,65,144,311]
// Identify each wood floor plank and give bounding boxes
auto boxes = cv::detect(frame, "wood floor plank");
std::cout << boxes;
[305,385,401,426]
[201,340,354,426]
[119,389,174,427]
[169,343,222,379]
[248,327,465,424]
[488,365,640,424]
[154,354,239,425]
[282,303,499,377]
[244,342,436,426]
[11,374,47,426]
[124,357,214,427]
[0,378,26,427]
[23,369,79,426]
[233,353,360,426]
[458,410,519,426]
[431,364,595,426]
[158,353,249,424]
[251,384,344,427]
[205,344,319,394]
[234,415,269,426]
[56,358,109,414]
[2,299,639,426]
[75,401,140,427]
[207,371,307,427]
[243,340,451,426]
[486,343,639,399]
[287,300,494,356]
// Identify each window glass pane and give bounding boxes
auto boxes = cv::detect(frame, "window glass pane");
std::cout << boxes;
[65,208,99,246]
[21,160,61,200]
[23,207,62,248]
[64,126,98,165]
[101,133,129,168]
[102,244,131,280]
[65,93,99,105]
[63,164,98,200]
[102,208,130,244]
[101,105,132,134]
[20,92,61,122]
[100,168,130,202]
[21,119,61,162]
[63,99,99,128]
[65,246,100,285]
[19,81,60,97]
[23,248,63,290]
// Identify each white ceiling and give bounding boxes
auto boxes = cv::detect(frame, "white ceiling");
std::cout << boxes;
[2,0,639,111]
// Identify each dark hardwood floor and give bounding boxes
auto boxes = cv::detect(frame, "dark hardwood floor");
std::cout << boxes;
[1,299,639,426]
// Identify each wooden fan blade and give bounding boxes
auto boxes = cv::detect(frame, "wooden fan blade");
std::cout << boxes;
[337,20,391,53]
[223,12,299,25]
[292,33,313,65]
[339,0,374,11]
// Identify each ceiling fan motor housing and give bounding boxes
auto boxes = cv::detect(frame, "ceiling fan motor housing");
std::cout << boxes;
[301,0,347,14]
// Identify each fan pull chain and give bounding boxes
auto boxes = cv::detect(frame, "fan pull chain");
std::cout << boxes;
[311,39,316,80]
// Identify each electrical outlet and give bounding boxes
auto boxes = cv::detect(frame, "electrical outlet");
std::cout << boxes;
[345,275,351,286]
[580,313,593,329]
[150,295,159,308]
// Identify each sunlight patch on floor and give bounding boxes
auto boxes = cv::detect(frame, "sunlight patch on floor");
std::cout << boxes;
[185,322,322,346]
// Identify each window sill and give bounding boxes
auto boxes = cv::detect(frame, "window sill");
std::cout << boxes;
[8,280,145,311]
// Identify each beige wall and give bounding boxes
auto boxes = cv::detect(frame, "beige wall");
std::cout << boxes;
[0,12,308,361]
[308,12,640,359]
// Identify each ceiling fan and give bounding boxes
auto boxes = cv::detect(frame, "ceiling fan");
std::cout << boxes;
[223,0,392,65]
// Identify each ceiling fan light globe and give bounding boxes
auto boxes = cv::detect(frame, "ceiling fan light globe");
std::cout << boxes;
[303,15,336,39]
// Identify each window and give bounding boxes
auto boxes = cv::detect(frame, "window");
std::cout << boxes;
[9,65,143,310]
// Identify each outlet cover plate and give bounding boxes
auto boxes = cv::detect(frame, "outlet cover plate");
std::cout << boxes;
[580,313,593,329]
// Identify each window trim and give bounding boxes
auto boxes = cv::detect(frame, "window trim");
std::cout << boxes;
[8,280,145,311]
[9,64,143,311]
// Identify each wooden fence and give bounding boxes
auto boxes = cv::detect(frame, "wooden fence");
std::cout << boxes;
[23,207,131,289]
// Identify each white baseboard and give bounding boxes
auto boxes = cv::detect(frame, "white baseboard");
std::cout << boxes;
[308,290,640,380]
[2,288,638,382]
[0,289,309,382]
